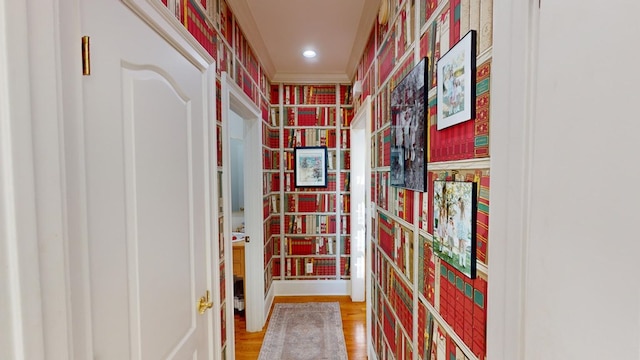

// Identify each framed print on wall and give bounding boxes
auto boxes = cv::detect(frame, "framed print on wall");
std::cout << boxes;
[432,180,477,278]
[437,30,477,130]
[294,146,328,188]
[390,56,428,192]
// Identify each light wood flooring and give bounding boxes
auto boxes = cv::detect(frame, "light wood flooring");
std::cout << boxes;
[233,295,367,359]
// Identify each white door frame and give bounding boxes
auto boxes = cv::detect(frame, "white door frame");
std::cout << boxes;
[0,1,47,358]
[350,95,372,303]
[220,73,265,351]
[350,96,374,358]
[488,1,537,359]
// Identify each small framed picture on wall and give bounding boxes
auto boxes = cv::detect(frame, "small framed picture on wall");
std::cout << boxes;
[432,180,478,278]
[294,146,328,188]
[437,30,477,130]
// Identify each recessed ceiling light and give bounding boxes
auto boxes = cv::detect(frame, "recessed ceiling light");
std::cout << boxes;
[303,50,317,58]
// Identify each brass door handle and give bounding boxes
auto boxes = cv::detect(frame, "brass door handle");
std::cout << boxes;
[197,290,213,314]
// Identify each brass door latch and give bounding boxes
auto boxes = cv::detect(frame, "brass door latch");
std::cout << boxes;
[197,290,213,314]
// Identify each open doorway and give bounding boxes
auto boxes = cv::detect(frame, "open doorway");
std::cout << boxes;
[229,110,246,319]
[220,73,265,358]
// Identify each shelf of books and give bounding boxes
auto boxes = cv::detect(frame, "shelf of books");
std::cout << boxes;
[215,76,228,356]
[263,103,281,294]
[340,106,353,280]
[268,83,353,282]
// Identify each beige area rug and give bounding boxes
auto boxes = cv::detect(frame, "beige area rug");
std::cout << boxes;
[257,302,348,360]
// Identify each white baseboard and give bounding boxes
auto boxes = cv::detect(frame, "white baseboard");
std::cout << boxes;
[273,280,351,296]
[264,285,275,322]
[368,342,377,360]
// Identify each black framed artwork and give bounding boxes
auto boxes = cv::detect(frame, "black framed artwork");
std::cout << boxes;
[432,180,478,278]
[390,57,428,192]
[437,30,477,130]
[294,146,328,188]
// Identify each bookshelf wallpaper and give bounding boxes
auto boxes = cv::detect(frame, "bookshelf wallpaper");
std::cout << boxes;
[354,0,493,359]
[162,0,492,358]
[263,96,279,295]
[270,83,353,282]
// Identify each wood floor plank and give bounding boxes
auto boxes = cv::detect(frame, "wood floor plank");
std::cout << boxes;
[233,296,367,359]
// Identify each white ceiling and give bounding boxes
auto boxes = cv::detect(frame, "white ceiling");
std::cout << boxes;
[226,0,381,84]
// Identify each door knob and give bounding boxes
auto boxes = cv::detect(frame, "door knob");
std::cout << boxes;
[197,290,213,314]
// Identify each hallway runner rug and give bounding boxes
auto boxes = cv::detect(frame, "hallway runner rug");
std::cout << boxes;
[257,302,348,360]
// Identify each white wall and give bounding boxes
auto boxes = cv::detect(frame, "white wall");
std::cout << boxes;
[0,1,48,359]
[229,109,245,216]
[491,1,640,359]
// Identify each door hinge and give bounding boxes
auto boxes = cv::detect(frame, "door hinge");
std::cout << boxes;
[82,36,90,76]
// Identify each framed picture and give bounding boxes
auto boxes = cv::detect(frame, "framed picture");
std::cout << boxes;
[390,57,428,192]
[437,30,477,130]
[294,146,328,188]
[432,180,477,278]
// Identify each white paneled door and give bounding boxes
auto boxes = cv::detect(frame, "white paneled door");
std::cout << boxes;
[77,1,214,358]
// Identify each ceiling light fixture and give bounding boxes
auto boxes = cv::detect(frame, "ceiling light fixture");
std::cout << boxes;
[303,50,317,58]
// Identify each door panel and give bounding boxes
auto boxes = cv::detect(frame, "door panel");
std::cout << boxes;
[122,67,199,359]
[81,1,211,359]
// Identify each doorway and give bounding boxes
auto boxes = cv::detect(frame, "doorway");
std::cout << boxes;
[229,109,246,318]
[349,95,373,352]
[220,73,265,358]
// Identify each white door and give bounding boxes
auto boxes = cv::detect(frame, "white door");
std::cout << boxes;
[78,1,214,358]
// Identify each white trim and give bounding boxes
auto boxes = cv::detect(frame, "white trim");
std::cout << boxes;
[368,342,378,360]
[487,0,539,359]
[26,0,75,358]
[0,1,46,359]
[263,282,275,324]
[242,94,266,333]
[351,95,373,358]
[271,73,351,84]
[221,72,265,349]
[350,96,372,303]
[203,64,217,360]
[273,280,351,296]
[122,0,214,70]
[220,73,235,359]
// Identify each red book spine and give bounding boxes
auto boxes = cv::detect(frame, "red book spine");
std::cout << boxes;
[451,0,461,43]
